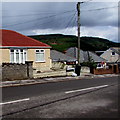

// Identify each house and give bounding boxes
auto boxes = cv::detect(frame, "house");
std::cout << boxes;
[50,50,77,70]
[100,47,120,63]
[65,47,84,63]
[65,47,106,63]
[51,50,77,63]
[0,29,52,72]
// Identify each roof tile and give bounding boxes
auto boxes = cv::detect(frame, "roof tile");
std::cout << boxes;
[0,29,51,48]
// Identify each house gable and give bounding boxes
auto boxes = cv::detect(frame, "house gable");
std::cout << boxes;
[100,47,120,63]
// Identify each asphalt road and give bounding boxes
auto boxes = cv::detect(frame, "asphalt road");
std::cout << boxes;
[2,76,118,101]
[1,76,120,119]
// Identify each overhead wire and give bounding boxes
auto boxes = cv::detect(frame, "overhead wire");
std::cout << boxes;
[63,15,77,36]
[62,3,119,35]
[55,12,76,31]
[13,12,76,31]
[3,5,118,19]
[63,12,77,35]
[2,13,55,18]
[2,10,75,28]
[70,14,77,35]
[80,0,93,4]
[81,5,119,12]
[64,12,76,30]
[2,1,119,32]
[2,10,75,18]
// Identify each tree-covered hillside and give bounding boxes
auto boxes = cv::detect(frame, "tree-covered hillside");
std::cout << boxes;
[29,34,120,52]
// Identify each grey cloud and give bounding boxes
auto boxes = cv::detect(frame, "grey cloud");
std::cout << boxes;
[2,2,77,30]
[2,2,118,29]
[80,2,118,27]
[1,2,119,42]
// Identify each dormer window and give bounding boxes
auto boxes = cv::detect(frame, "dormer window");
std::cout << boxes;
[111,52,115,56]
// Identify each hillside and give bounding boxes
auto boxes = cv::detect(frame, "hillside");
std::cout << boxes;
[29,34,120,52]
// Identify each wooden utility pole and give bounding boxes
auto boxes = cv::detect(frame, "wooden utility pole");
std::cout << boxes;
[77,2,80,65]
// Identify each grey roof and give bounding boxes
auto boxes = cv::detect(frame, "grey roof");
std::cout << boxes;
[65,47,106,63]
[116,58,120,62]
[84,51,106,62]
[110,47,120,55]
[50,50,77,62]
[65,47,85,63]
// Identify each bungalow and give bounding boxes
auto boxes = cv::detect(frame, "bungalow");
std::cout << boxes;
[50,50,77,63]
[65,47,106,63]
[0,29,52,72]
[100,47,120,63]
[50,50,77,70]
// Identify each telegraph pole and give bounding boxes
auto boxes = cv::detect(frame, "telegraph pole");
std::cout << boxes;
[77,2,80,65]
[75,2,81,76]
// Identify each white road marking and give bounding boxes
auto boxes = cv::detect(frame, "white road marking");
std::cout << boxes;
[65,85,109,94]
[0,98,30,105]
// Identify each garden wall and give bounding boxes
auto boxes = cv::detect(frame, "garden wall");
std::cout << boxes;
[1,61,33,81]
[91,64,120,75]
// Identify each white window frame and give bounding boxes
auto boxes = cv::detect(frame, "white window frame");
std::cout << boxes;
[35,49,45,62]
[10,49,27,64]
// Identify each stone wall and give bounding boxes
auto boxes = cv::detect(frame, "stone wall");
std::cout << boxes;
[34,70,72,78]
[1,61,33,81]
[33,66,90,78]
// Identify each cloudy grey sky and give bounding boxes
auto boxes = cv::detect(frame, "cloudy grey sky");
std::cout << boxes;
[1,0,119,43]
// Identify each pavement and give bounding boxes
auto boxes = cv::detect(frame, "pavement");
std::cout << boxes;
[0,73,120,88]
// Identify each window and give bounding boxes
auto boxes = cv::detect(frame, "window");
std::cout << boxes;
[111,52,115,56]
[16,50,19,63]
[36,49,45,62]
[10,50,14,63]
[10,49,27,64]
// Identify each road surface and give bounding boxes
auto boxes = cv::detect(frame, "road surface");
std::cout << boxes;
[1,76,119,119]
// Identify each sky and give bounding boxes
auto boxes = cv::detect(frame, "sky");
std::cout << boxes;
[1,0,120,43]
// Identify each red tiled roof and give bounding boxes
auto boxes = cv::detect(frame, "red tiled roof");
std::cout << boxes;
[0,29,51,48]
